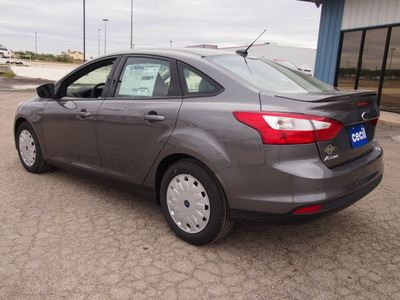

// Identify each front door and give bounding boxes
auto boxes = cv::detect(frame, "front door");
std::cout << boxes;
[41,58,117,172]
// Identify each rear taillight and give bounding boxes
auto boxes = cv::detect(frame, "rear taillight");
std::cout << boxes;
[233,111,343,144]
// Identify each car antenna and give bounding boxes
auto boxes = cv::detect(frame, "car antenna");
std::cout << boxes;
[236,29,266,57]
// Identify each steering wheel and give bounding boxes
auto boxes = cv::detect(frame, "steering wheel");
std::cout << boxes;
[91,83,105,98]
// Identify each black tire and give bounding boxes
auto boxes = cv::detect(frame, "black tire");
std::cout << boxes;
[160,159,233,245]
[16,122,50,173]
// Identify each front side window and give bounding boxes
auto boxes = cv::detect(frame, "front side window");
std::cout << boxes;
[65,60,115,98]
[210,55,334,94]
[115,57,171,98]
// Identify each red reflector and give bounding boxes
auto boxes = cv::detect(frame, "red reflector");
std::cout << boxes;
[371,118,379,126]
[356,101,372,107]
[293,205,322,214]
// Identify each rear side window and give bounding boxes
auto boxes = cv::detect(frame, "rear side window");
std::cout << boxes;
[178,63,222,96]
[115,57,172,98]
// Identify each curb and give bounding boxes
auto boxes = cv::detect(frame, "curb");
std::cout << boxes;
[379,119,400,128]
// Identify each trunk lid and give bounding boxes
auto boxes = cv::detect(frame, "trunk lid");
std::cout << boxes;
[260,90,379,168]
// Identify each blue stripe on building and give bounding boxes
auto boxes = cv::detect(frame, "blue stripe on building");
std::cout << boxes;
[314,0,345,85]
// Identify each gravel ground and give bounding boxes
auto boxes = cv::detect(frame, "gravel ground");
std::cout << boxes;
[1,89,399,299]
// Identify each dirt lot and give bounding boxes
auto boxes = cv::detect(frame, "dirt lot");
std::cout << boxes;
[1,89,399,299]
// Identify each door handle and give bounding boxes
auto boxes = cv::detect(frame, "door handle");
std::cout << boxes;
[144,114,165,121]
[77,110,92,118]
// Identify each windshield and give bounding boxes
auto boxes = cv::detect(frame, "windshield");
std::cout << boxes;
[210,55,334,94]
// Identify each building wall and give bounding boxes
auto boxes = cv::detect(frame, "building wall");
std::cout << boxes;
[312,0,400,112]
[68,50,83,61]
[314,0,345,85]
[342,0,400,30]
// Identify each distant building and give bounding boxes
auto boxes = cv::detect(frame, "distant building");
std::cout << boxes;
[67,49,83,60]
[302,0,400,113]
[186,44,218,49]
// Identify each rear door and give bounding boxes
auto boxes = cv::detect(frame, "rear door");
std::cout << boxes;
[96,56,182,184]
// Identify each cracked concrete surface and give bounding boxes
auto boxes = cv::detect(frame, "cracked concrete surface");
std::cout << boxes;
[1,90,399,299]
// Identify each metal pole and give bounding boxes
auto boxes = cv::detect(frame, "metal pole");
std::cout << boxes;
[98,29,100,56]
[103,19,109,54]
[83,0,86,62]
[35,32,37,59]
[389,48,396,70]
[130,0,133,49]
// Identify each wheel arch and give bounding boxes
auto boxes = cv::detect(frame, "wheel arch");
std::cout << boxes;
[14,117,29,148]
[154,153,226,206]
[154,153,195,205]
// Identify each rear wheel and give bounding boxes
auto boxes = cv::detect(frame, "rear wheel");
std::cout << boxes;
[16,122,50,173]
[160,159,233,245]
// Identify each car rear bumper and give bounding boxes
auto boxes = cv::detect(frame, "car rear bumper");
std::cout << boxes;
[215,142,384,222]
[229,173,382,222]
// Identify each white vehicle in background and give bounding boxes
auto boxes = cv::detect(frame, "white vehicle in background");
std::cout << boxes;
[0,46,26,65]
[0,45,25,65]
[0,45,13,58]
[5,59,25,65]
[0,57,25,66]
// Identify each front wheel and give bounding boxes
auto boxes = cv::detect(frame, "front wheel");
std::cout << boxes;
[160,159,233,245]
[16,122,50,173]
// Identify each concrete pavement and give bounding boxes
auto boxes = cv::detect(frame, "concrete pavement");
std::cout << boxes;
[380,110,400,127]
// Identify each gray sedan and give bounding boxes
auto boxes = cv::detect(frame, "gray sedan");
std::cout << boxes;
[14,49,383,245]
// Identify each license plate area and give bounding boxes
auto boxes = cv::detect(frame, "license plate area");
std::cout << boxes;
[349,124,368,148]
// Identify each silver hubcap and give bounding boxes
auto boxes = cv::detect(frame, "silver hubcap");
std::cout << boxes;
[19,130,36,167]
[166,174,211,233]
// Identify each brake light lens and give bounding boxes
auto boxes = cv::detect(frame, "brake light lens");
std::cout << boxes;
[356,101,372,107]
[233,111,343,144]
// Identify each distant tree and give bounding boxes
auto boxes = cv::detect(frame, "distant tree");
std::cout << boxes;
[4,49,73,63]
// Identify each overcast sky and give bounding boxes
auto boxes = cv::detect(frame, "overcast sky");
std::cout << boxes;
[0,0,321,58]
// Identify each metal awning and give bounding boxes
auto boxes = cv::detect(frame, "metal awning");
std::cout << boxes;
[297,0,322,7]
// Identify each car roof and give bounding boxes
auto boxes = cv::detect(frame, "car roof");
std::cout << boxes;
[98,48,234,61]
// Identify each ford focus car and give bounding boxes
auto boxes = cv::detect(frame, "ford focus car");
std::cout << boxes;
[14,49,383,245]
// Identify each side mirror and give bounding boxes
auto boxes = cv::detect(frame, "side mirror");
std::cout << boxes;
[36,83,55,99]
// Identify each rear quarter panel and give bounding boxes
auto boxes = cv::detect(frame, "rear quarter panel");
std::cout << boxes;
[143,85,265,187]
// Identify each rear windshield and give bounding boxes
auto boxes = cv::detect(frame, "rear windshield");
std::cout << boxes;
[210,55,335,94]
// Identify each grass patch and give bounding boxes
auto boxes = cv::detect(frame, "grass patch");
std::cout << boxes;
[2,70,16,78]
